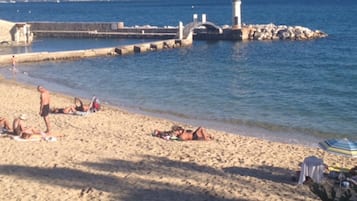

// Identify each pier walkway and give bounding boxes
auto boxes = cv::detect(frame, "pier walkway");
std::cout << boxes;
[32,30,177,39]
[29,22,178,39]
[0,39,189,65]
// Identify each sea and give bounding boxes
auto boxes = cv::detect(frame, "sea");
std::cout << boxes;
[0,0,356,146]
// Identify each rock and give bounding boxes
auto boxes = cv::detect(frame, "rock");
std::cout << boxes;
[244,23,327,41]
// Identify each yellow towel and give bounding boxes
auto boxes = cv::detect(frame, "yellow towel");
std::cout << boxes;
[329,166,350,173]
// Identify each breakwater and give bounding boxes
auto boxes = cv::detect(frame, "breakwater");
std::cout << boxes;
[29,22,178,39]
[0,38,190,65]
[28,22,327,41]
[28,22,243,40]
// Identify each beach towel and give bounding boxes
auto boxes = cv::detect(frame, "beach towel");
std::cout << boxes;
[152,130,180,141]
[44,136,57,142]
[74,111,89,116]
[11,135,57,142]
[11,136,42,142]
[329,166,350,173]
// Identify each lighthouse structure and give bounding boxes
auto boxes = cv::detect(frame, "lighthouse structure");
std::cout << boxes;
[232,0,242,29]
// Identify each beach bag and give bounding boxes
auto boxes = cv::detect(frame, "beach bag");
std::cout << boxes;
[90,97,101,112]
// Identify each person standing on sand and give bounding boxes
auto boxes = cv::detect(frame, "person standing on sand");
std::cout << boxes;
[37,85,51,134]
[11,55,17,78]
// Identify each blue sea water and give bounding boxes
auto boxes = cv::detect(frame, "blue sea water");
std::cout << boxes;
[0,0,356,146]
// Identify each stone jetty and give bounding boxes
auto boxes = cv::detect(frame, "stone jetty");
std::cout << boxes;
[0,39,191,65]
[242,23,328,41]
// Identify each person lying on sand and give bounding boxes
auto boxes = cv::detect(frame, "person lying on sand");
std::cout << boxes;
[74,97,91,112]
[12,114,44,139]
[51,106,76,114]
[51,97,98,114]
[0,116,12,133]
[153,125,213,141]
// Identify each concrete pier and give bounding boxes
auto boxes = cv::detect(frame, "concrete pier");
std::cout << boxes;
[27,22,242,41]
[134,44,151,53]
[0,39,191,65]
[29,22,178,39]
[32,30,178,39]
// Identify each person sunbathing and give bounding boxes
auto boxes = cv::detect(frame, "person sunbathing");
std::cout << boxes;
[51,106,76,114]
[13,114,43,139]
[0,116,12,133]
[74,97,91,112]
[154,125,214,141]
[51,97,93,114]
[175,126,214,141]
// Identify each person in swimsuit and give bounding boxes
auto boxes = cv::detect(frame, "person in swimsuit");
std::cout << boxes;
[51,106,76,114]
[153,125,213,141]
[12,114,42,139]
[175,126,213,141]
[74,97,90,112]
[37,85,51,134]
[51,97,93,114]
[0,116,12,133]
[11,55,17,79]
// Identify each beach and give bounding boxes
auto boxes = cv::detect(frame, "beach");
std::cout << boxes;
[0,76,355,201]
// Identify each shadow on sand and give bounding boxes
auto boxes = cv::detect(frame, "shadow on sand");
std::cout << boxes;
[0,155,312,201]
[0,155,246,201]
[223,165,295,185]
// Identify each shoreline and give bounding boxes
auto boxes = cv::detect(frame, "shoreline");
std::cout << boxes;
[0,76,356,200]
[2,69,325,148]
[126,105,323,147]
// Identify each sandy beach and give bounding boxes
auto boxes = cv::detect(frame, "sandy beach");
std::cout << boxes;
[0,76,356,201]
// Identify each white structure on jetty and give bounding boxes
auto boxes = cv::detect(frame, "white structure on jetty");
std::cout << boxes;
[0,19,33,46]
[231,1,327,41]
[232,0,242,29]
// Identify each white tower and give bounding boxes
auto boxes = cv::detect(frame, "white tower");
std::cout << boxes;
[232,0,242,29]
